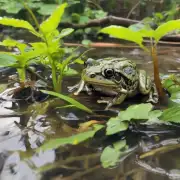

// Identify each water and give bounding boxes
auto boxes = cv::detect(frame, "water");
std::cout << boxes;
[0,46,180,180]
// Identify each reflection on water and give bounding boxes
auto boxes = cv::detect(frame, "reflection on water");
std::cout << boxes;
[0,46,179,180]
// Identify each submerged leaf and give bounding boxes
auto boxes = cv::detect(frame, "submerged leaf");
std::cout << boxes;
[40,3,67,34]
[100,140,127,168]
[37,124,104,152]
[100,146,121,168]
[41,90,92,113]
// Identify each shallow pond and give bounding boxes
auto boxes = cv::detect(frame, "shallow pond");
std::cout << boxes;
[0,45,180,180]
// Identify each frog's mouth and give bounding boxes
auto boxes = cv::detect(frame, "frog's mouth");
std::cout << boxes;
[83,76,117,87]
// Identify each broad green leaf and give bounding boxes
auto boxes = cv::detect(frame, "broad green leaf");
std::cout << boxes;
[63,67,78,76]
[141,110,164,125]
[129,23,155,37]
[41,90,92,113]
[0,54,17,67]
[58,28,74,39]
[170,92,180,104]
[106,118,128,135]
[155,20,180,43]
[0,39,27,52]
[73,58,84,64]
[37,4,58,15]
[160,106,180,123]
[37,124,104,152]
[1,1,22,14]
[0,17,41,37]
[138,29,155,38]
[162,77,180,94]
[100,25,144,48]
[40,3,67,34]
[119,103,153,121]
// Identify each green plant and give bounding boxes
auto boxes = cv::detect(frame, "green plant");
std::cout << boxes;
[99,20,180,99]
[0,3,82,92]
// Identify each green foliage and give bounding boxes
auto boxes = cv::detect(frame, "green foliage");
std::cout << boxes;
[100,19,180,49]
[37,124,104,152]
[100,140,128,168]
[41,90,92,113]
[106,119,128,135]
[0,3,81,91]
[100,25,145,49]
[40,3,67,34]
[162,74,180,105]
[0,54,17,67]
[159,106,180,123]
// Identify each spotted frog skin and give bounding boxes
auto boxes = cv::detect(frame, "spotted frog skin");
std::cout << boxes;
[68,57,158,110]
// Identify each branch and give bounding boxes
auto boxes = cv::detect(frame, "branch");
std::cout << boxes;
[59,16,139,29]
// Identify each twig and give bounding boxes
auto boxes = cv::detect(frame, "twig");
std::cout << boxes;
[127,1,141,18]
[59,16,139,29]
[53,165,101,180]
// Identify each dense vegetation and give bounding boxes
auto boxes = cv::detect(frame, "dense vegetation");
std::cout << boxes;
[0,0,179,179]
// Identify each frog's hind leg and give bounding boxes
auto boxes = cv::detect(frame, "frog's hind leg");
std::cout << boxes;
[138,70,152,95]
[98,94,127,110]
[138,70,159,104]
[147,84,159,103]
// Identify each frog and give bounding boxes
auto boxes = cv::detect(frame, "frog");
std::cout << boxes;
[68,57,159,110]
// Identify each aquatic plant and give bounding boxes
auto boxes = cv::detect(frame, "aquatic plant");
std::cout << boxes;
[0,3,93,113]
[99,19,180,100]
[0,3,79,92]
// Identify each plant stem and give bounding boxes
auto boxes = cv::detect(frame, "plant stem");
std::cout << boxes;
[48,54,58,92]
[151,45,165,99]
[23,2,40,30]
[17,68,26,83]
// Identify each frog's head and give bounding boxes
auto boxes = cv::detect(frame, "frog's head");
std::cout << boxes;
[82,58,138,90]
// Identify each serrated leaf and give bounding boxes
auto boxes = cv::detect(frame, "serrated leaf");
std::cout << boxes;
[0,17,41,37]
[100,25,144,48]
[40,3,67,34]
[155,20,180,43]
[159,106,180,123]
[0,54,17,67]
[37,124,104,152]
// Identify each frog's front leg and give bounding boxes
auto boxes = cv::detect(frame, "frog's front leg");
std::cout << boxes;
[68,80,93,95]
[97,93,127,110]
[138,70,158,103]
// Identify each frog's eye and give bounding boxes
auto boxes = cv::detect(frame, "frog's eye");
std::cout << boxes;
[104,69,114,78]
[123,67,135,75]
